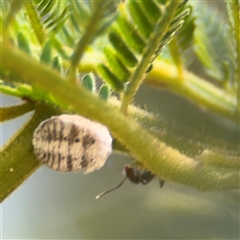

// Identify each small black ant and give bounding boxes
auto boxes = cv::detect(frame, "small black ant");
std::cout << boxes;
[95,165,165,199]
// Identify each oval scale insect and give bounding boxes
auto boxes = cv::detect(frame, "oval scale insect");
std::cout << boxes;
[95,165,165,199]
[32,114,112,174]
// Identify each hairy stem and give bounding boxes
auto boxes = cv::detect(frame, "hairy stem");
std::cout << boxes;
[78,53,238,123]
[198,150,239,169]
[1,83,238,155]
[43,44,239,125]
[1,103,62,202]
[1,103,35,122]
[2,40,239,192]
[147,61,238,123]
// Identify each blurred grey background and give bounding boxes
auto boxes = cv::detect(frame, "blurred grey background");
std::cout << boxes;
[1,1,239,239]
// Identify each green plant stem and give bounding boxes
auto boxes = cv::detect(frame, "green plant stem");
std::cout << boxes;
[67,2,106,84]
[0,100,238,202]
[237,27,240,113]
[1,103,35,122]
[225,0,240,111]
[120,1,181,114]
[2,40,239,192]
[168,37,183,78]
[198,150,239,169]
[78,53,238,124]
[1,103,62,202]
[3,1,24,29]
[1,83,238,155]
[147,61,238,123]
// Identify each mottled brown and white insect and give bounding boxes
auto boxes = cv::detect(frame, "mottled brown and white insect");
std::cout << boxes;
[32,114,112,173]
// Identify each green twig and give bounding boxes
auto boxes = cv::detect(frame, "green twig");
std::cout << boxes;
[147,61,238,123]
[198,150,239,169]
[120,1,181,114]
[3,1,24,29]
[2,40,239,192]
[1,82,238,154]
[68,2,107,84]
[1,103,35,122]
[77,52,238,124]
[1,103,62,202]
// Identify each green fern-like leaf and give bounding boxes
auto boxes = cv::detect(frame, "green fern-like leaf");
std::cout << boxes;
[98,84,110,101]
[26,0,70,44]
[6,1,120,60]
[40,40,52,64]
[98,1,190,87]
[168,5,195,73]
[225,0,239,91]
[192,2,233,86]
[97,0,190,112]
[59,1,120,47]
[81,72,96,92]
[2,0,23,28]
[17,31,32,54]
[2,1,121,83]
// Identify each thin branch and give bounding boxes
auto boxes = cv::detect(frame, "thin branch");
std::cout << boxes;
[1,103,62,202]
[147,61,238,123]
[1,103,35,122]
[120,1,181,114]
[67,2,107,84]
[2,40,239,192]
[198,150,239,169]
[78,52,238,124]
[1,83,238,154]
[3,1,24,29]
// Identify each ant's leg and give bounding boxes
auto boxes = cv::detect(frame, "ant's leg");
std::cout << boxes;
[159,179,165,188]
[140,171,154,185]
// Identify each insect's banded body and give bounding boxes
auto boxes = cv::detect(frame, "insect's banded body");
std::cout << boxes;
[32,114,112,173]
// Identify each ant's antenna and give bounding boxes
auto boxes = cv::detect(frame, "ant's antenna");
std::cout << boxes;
[95,176,127,199]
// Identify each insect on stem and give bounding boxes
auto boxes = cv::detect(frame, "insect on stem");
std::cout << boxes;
[32,114,112,173]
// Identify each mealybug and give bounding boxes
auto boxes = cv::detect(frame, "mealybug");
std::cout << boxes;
[32,114,112,173]
[95,165,165,199]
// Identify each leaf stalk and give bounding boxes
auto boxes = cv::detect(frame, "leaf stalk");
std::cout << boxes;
[120,1,181,114]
